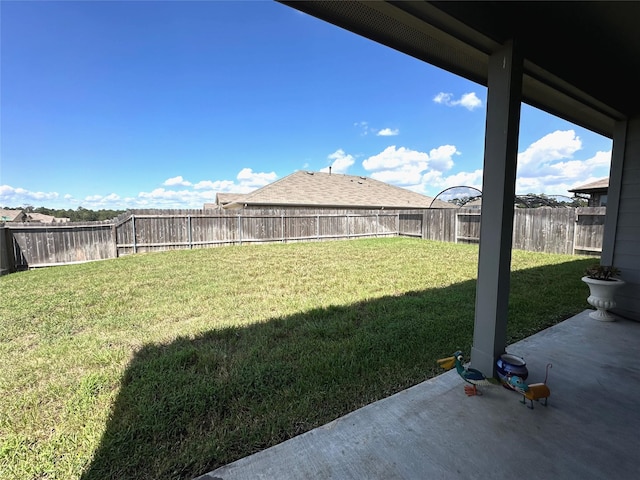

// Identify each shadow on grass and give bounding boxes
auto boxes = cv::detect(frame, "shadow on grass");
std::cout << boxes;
[81,258,593,480]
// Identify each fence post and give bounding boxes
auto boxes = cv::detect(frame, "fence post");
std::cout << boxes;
[571,208,578,255]
[281,213,285,243]
[132,214,137,254]
[111,223,118,258]
[238,214,242,245]
[317,215,320,240]
[188,215,193,249]
[454,211,459,243]
[0,226,15,274]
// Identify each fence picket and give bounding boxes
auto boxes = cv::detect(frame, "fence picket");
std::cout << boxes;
[0,207,605,273]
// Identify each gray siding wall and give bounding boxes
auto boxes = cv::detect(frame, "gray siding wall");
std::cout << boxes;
[613,116,640,321]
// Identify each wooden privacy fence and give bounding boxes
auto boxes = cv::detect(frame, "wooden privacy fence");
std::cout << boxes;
[393,207,605,253]
[114,210,400,255]
[1,209,401,271]
[1,207,605,272]
[1,221,116,273]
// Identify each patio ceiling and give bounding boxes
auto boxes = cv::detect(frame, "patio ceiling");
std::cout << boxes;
[280,1,640,138]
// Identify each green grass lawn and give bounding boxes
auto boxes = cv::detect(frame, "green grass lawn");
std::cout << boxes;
[0,237,595,480]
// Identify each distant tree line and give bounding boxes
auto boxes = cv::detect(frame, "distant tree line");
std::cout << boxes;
[447,193,587,208]
[515,194,587,208]
[447,196,481,207]
[4,206,125,222]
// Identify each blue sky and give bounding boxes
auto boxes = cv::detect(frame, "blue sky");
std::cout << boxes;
[1,0,613,210]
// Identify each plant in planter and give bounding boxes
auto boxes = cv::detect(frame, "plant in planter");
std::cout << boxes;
[581,264,625,321]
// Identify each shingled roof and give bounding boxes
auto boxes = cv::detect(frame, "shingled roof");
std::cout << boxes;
[0,209,69,223]
[224,171,453,209]
[568,177,609,194]
[0,209,27,222]
[217,193,248,206]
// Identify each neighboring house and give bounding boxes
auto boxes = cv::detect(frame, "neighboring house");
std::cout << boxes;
[220,171,454,210]
[0,209,70,223]
[568,178,609,207]
[204,193,249,210]
[27,213,70,223]
[0,209,28,222]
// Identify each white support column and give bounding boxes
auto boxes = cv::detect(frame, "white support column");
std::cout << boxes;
[600,120,627,266]
[471,40,523,377]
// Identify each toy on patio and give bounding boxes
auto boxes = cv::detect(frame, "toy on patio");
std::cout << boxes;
[508,363,553,409]
[437,350,500,396]
[496,353,529,390]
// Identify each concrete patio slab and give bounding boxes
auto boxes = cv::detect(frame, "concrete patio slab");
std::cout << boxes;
[196,310,640,480]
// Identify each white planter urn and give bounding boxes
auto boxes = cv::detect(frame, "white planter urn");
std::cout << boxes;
[581,276,625,321]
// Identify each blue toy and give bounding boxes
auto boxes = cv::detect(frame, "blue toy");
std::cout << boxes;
[508,363,552,409]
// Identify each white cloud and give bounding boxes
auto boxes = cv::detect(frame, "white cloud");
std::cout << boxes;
[81,193,122,208]
[587,150,612,169]
[1,166,282,210]
[439,169,484,190]
[193,179,237,191]
[127,169,277,208]
[354,121,400,137]
[458,92,483,110]
[370,164,427,185]
[362,145,458,187]
[0,184,60,205]
[321,149,355,174]
[137,187,217,205]
[363,146,429,171]
[128,168,278,208]
[163,176,192,187]
[427,145,457,171]
[433,92,452,105]
[138,188,182,200]
[85,193,117,202]
[433,91,483,111]
[0,185,15,196]
[399,169,483,198]
[517,130,583,177]
[514,130,611,195]
[236,168,277,188]
[377,128,399,137]
[4,127,610,211]
[354,121,370,136]
[362,144,461,188]
[357,128,610,199]
[420,170,446,188]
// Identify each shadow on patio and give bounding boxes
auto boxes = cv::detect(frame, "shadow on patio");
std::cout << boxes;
[200,311,640,479]
[79,258,622,480]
